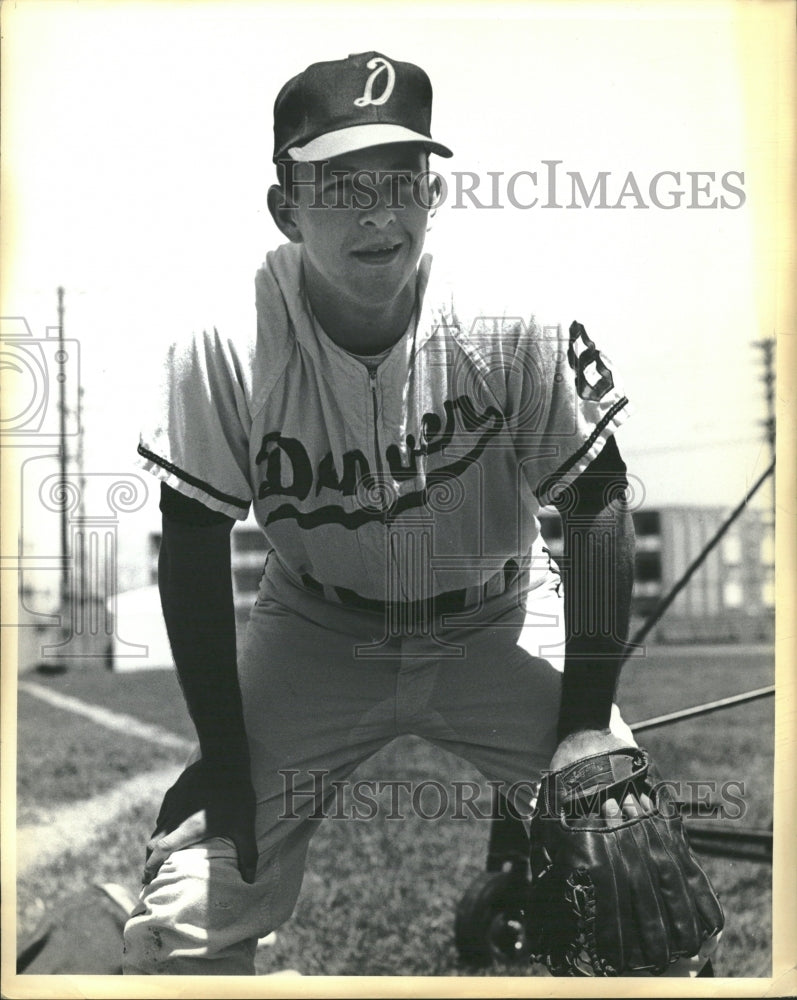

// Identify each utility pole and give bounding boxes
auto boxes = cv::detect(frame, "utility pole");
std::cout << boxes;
[753,336,776,630]
[753,337,776,523]
[57,286,70,613]
[754,337,776,470]
[75,382,86,634]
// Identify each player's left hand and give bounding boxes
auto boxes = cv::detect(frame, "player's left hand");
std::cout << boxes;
[530,743,724,975]
[143,758,258,886]
[548,729,653,824]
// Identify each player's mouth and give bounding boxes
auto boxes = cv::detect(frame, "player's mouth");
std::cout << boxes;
[351,242,403,264]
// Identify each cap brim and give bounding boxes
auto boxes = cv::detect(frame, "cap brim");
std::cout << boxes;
[286,123,453,161]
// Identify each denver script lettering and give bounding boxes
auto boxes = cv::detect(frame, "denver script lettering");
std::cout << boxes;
[257,395,501,502]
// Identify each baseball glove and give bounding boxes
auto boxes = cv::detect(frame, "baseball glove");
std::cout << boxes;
[528,746,724,976]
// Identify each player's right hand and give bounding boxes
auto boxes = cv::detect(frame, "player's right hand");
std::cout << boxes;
[143,758,258,885]
[549,728,652,826]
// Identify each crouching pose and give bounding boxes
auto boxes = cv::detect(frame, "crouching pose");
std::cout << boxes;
[124,52,722,976]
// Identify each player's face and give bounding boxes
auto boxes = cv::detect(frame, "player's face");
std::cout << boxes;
[276,144,433,312]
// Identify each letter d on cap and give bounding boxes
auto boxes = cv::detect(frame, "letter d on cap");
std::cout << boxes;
[354,57,395,107]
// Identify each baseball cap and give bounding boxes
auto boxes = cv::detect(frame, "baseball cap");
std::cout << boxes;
[273,51,453,162]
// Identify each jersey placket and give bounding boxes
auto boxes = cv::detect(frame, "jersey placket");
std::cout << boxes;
[367,366,409,609]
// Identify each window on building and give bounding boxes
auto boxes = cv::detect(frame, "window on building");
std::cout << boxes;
[723,580,743,608]
[723,533,741,566]
[632,595,661,619]
[761,530,775,567]
[635,551,662,582]
[633,510,661,536]
[233,528,267,553]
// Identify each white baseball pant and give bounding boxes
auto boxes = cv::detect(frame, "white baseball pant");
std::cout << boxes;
[123,557,638,975]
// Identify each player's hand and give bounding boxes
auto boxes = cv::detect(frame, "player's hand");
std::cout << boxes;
[143,758,258,886]
[548,728,653,825]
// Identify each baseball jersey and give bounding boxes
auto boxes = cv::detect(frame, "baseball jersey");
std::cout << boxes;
[137,242,630,604]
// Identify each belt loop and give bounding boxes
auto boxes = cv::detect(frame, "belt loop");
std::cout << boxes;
[462,581,484,609]
[483,569,505,602]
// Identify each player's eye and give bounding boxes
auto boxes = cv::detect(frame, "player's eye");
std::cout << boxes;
[320,173,355,202]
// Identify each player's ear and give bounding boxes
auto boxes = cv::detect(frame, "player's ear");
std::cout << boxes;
[268,184,304,243]
[424,173,443,233]
[428,173,443,214]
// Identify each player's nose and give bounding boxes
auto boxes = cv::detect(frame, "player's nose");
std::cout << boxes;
[359,176,398,229]
[359,202,396,229]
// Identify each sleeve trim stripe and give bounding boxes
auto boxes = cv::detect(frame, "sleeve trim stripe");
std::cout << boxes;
[533,395,629,503]
[136,444,250,510]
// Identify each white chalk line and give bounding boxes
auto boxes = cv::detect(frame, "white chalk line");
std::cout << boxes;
[17,681,195,874]
[18,681,195,752]
[13,687,294,960]
[17,763,183,875]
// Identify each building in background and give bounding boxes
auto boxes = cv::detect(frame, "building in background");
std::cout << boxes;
[143,503,774,649]
[537,504,775,644]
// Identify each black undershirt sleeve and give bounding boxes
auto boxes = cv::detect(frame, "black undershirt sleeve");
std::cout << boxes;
[550,435,628,517]
[159,482,236,527]
[551,435,634,739]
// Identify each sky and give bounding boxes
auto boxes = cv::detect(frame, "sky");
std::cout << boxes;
[1,0,789,594]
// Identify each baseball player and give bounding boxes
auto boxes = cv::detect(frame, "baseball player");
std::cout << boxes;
[123,52,722,976]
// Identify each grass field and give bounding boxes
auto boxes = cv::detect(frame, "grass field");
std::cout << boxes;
[15,644,774,978]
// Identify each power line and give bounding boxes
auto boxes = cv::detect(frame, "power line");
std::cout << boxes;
[623,437,761,455]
